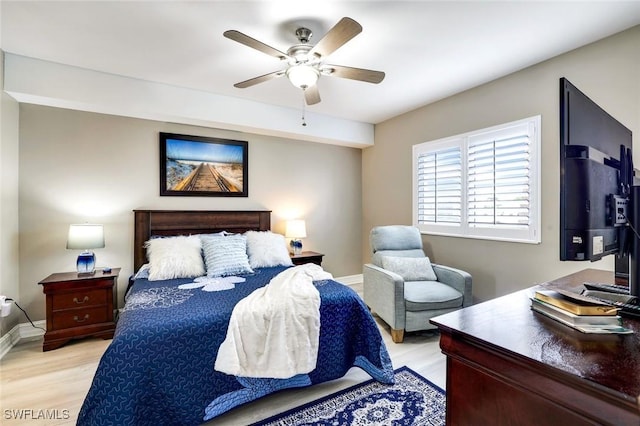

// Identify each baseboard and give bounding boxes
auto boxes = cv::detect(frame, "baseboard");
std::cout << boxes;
[0,324,21,359]
[0,320,46,360]
[21,320,46,339]
[334,274,363,286]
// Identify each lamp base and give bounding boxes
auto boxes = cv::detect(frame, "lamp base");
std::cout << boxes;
[77,251,96,275]
[290,239,303,255]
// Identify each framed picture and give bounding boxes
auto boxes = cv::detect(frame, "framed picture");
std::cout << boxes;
[160,132,248,197]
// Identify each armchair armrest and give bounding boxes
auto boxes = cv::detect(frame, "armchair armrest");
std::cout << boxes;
[363,264,406,330]
[432,264,473,307]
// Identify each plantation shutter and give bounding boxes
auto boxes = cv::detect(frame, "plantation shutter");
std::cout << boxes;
[416,146,462,224]
[413,116,539,243]
[467,132,530,228]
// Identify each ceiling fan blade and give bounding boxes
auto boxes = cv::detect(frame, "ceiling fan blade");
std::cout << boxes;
[324,65,385,84]
[224,30,289,60]
[234,70,285,88]
[308,17,362,58]
[304,85,321,105]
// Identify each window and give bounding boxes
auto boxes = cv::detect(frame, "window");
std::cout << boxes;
[413,116,541,244]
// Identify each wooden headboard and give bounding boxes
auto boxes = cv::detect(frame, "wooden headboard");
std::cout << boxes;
[133,210,271,271]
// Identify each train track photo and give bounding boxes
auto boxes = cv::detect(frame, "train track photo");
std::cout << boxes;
[172,163,241,192]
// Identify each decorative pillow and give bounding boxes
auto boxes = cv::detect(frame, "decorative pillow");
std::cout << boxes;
[133,263,150,280]
[201,234,254,277]
[381,256,438,281]
[245,231,294,268]
[144,235,205,281]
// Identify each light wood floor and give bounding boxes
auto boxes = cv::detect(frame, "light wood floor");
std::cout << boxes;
[0,286,446,425]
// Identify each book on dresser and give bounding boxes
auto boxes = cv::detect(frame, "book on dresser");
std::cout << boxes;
[531,298,621,326]
[534,289,618,316]
[532,290,633,334]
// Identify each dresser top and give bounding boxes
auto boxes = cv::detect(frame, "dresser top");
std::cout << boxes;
[39,268,121,284]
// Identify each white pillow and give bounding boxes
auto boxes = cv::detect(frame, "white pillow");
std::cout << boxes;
[201,234,254,277]
[145,236,205,281]
[245,230,294,268]
[381,256,438,281]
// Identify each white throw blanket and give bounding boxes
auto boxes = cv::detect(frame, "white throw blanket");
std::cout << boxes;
[214,264,333,379]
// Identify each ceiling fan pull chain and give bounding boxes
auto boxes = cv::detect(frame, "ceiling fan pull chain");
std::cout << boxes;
[301,92,307,127]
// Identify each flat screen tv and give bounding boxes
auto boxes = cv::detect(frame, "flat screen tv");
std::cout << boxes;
[559,77,633,262]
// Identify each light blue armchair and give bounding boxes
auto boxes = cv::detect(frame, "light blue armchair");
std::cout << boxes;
[363,225,472,343]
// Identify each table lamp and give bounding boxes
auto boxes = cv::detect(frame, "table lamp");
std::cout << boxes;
[285,219,307,255]
[66,224,105,274]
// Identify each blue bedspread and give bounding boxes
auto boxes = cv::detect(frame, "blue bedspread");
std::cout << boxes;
[77,266,394,425]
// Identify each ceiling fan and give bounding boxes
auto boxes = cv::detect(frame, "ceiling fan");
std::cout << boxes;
[223,17,385,106]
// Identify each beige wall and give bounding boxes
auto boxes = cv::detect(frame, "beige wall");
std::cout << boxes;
[0,51,22,336]
[364,26,640,302]
[18,105,362,321]
[0,49,21,336]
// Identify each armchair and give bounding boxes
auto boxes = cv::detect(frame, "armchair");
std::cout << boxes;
[363,225,472,343]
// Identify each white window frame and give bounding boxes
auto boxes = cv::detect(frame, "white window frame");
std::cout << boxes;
[412,115,541,244]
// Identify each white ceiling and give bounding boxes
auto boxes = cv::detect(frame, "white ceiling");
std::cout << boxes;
[2,1,640,125]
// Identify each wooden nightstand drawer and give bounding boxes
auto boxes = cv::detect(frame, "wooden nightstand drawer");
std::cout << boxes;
[51,288,107,310]
[39,268,120,351]
[52,306,108,330]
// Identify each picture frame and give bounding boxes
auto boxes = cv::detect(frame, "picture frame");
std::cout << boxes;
[159,132,248,197]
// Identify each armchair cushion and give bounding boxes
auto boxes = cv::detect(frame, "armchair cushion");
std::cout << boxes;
[372,249,425,267]
[370,225,423,252]
[404,281,463,311]
[381,256,438,281]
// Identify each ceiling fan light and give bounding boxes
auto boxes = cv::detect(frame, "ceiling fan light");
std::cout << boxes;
[286,65,319,89]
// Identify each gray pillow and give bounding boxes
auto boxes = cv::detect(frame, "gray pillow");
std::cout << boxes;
[381,256,438,281]
[201,234,253,277]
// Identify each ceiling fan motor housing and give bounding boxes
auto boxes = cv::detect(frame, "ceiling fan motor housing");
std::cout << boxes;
[287,44,314,63]
[295,27,312,44]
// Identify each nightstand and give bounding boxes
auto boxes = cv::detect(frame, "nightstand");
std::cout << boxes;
[290,251,324,266]
[39,268,120,351]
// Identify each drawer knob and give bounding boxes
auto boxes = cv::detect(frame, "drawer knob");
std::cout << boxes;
[73,296,89,305]
[73,314,90,323]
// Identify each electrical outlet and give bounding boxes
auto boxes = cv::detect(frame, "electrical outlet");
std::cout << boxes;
[0,296,12,317]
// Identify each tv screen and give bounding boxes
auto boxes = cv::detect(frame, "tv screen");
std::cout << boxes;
[559,77,633,261]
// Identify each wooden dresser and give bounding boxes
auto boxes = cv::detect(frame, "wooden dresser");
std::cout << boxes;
[431,269,640,425]
[39,268,119,351]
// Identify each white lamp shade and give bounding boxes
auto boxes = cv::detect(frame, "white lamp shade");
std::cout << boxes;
[285,220,307,239]
[286,65,319,89]
[66,224,105,250]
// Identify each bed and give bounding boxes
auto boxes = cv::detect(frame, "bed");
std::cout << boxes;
[78,210,394,425]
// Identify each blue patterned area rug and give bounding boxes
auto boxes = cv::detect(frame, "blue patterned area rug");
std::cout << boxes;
[251,366,446,426]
